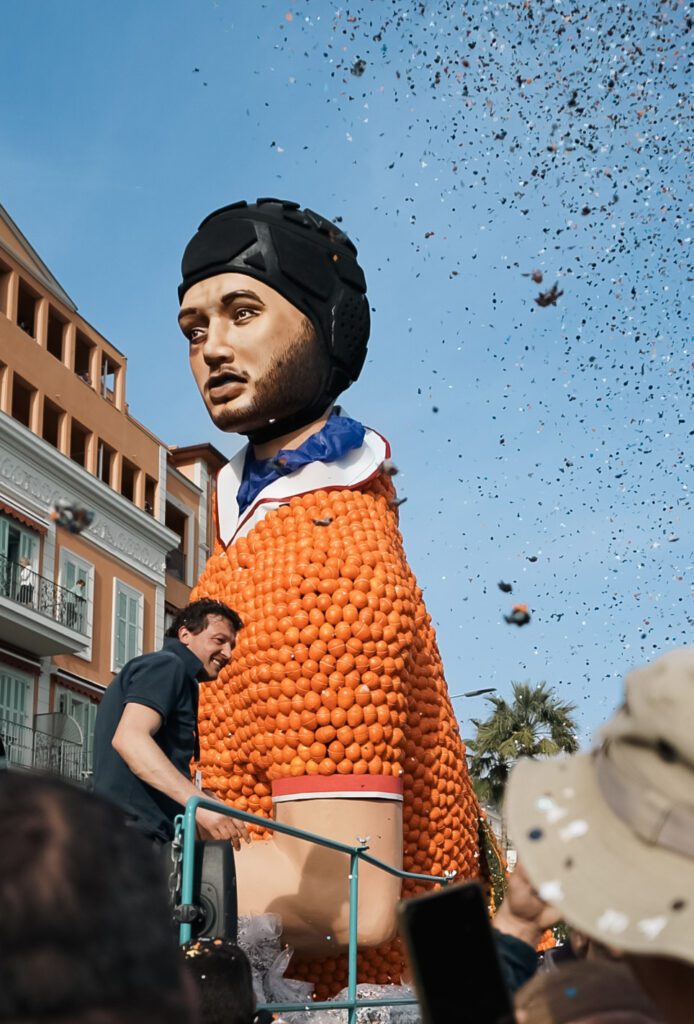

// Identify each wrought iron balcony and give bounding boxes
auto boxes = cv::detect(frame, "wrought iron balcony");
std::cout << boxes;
[0,553,90,656]
[0,715,85,781]
[0,553,88,632]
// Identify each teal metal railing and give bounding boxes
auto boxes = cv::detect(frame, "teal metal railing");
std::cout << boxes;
[175,795,453,1023]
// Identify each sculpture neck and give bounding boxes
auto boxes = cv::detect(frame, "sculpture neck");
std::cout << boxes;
[251,407,333,461]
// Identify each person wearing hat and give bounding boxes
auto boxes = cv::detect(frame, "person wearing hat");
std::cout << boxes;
[514,959,662,1023]
[177,200,482,969]
[505,647,694,1024]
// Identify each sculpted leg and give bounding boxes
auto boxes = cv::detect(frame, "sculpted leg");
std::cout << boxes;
[234,797,403,954]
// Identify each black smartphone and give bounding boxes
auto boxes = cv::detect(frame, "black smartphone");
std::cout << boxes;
[398,881,515,1024]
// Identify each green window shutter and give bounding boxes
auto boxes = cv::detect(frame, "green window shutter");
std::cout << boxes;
[0,672,28,725]
[126,594,138,661]
[18,530,36,566]
[84,701,97,772]
[114,585,141,668]
[115,587,128,668]
[65,559,77,591]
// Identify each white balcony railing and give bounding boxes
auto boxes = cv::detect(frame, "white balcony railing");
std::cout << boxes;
[0,715,85,781]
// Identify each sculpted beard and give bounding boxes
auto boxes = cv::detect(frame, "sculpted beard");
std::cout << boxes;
[210,318,328,433]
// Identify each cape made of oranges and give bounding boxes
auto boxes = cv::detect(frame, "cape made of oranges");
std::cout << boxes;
[191,431,482,998]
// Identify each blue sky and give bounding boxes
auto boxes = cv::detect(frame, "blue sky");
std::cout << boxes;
[1,0,691,741]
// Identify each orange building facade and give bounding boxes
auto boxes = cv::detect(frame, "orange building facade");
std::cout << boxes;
[0,204,225,780]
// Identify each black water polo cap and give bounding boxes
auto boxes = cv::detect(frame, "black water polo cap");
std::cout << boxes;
[179,199,370,433]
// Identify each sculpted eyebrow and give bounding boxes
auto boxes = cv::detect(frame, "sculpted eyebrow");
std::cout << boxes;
[220,289,265,306]
[178,290,265,324]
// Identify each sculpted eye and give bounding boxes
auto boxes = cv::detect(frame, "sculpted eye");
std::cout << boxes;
[234,306,259,322]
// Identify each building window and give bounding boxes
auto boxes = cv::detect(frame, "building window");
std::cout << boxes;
[59,550,93,647]
[74,331,94,385]
[69,418,91,468]
[0,259,11,318]
[0,515,39,606]
[112,580,143,671]
[47,308,67,361]
[56,687,98,777]
[42,397,63,449]
[164,605,177,635]
[144,475,157,516]
[97,439,115,486]
[165,502,188,581]
[0,669,30,725]
[0,669,32,769]
[11,374,35,428]
[121,458,138,503]
[101,355,119,401]
[16,280,38,337]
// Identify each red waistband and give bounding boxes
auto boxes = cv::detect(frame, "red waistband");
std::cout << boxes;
[272,774,404,802]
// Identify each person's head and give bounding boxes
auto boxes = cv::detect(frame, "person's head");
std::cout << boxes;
[0,772,192,1024]
[166,598,243,681]
[515,959,661,1024]
[505,648,694,1022]
[182,940,255,1024]
[178,198,370,443]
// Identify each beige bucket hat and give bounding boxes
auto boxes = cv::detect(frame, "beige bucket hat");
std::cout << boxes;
[505,648,694,964]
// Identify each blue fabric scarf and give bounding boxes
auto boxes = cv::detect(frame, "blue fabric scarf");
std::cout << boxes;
[237,411,366,514]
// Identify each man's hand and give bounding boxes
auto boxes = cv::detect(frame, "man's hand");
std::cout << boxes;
[492,861,561,948]
[196,806,251,851]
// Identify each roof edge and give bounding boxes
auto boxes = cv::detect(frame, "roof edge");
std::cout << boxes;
[0,204,77,311]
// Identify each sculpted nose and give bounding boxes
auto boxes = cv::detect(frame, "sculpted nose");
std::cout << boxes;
[203,316,234,364]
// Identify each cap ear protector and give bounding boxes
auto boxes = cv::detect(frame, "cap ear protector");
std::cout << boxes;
[179,199,370,442]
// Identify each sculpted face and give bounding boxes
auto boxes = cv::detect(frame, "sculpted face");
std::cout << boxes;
[179,273,327,435]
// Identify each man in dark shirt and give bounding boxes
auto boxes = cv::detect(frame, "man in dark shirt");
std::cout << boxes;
[93,598,250,847]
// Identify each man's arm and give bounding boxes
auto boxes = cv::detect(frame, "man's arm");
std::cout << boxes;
[492,861,561,946]
[491,862,561,993]
[112,703,250,849]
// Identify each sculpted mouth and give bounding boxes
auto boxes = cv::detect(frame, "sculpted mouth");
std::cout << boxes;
[208,371,246,391]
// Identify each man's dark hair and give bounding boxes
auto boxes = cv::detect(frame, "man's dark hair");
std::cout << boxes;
[165,598,243,639]
[182,940,256,1024]
[0,772,191,1023]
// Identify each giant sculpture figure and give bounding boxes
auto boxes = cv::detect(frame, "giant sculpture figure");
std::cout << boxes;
[178,199,482,997]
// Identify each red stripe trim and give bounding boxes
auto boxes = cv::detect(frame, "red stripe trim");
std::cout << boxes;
[272,775,404,799]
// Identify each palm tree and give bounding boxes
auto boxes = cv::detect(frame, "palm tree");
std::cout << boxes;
[466,682,578,809]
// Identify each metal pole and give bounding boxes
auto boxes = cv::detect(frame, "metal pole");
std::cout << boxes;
[178,798,200,945]
[347,850,359,1024]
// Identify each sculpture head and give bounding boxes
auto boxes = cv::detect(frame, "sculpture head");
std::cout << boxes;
[178,199,370,443]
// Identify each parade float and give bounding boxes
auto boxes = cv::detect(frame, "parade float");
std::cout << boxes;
[180,199,488,999]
